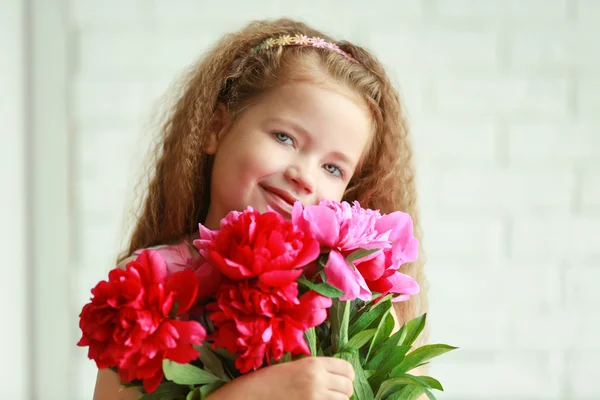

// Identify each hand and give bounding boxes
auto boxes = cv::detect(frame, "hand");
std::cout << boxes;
[208,356,355,400]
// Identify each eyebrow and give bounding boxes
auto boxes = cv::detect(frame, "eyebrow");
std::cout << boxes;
[265,117,356,167]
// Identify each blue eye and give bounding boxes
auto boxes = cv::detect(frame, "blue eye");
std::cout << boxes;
[274,132,294,145]
[324,164,343,178]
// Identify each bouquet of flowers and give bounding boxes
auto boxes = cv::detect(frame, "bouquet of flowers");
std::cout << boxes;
[78,200,456,400]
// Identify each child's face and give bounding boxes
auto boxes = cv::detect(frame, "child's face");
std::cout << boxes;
[204,80,372,229]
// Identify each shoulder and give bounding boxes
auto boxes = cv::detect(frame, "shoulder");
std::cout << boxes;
[93,369,141,400]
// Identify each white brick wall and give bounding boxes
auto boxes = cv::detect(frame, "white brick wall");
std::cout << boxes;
[68,1,600,399]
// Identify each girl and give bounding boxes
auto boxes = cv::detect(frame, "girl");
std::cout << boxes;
[93,18,428,400]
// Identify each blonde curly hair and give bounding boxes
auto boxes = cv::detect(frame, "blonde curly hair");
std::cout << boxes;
[120,18,428,337]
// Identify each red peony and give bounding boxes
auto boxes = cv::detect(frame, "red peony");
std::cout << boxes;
[207,280,332,373]
[77,250,206,393]
[194,207,320,287]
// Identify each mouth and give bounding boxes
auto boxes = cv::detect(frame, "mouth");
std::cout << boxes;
[261,185,297,217]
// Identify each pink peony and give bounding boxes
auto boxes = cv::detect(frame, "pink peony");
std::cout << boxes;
[293,200,420,301]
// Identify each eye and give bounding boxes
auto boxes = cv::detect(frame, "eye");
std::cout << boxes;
[323,164,343,178]
[274,132,294,146]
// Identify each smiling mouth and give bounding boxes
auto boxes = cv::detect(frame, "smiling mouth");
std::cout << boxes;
[261,186,296,216]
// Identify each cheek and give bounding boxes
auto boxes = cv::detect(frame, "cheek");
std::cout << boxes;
[316,178,347,203]
[233,136,286,180]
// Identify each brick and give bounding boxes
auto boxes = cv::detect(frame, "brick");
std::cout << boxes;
[368,27,498,71]
[74,360,99,400]
[436,75,569,118]
[412,120,497,166]
[77,29,149,77]
[414,169,439,212]
[149,0,286,28]
[512,217,600,257]
[428,264,562,314]
[150,0,423,30]
[512,310,600,351]
[566,352,600,398]
[437,167,575,213]
[421,213,505,260]
[293,0,424,25]
[395,76,430,118]
[428,308,511,351]
[578,78,600,119]
[577,0,600,26]
[74,222,123,275]
[76,126,144,177]
[565,266,600,309]
[508,27,600,70]
[73,79,148,122]
[435,0,569,22]
[582,169,600,210]
[428,351,563,399]
[144,31,219,75]
[75,175,130,218]
[77,29,215,78]
[508,122,600,164]
[71,0,150,26]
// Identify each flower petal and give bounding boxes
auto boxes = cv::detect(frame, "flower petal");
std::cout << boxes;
[164,269,199,314]
[324,250,371,301]
[388,272,420,296]
[259,269,303,287]
[135,250,168,284]
[301,205,339,248]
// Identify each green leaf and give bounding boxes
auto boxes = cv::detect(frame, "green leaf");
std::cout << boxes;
[349,298,392,338]
[387,385,425,400]
[138,382,188,400]
[423,388,437,400]
[212,347,236,361]
[298,276,344,298]
[186,387,201,400]
[338,349,374,400]
[418,376,443,391]
[366,328,410,370]
[304,327,317,356]
[375,377,422,400]
[163,359,222,386]
[330,300,352,353]
[364,370,376,379]
[199,381,226,398]
[366,310,394,361]
[387,373,434,389]
[391,344,458,376]
[346,248,380,263]
[395,322,408,346]
[366,345,412,391]
[401,314,427,348]
[277,352,292,364]
[345,328,376,350]
[339,300,351,351]
[196,344,230,382]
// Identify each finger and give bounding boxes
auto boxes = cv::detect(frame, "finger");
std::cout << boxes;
[326,374,354,397]
[324,358,355,381]
[327,393,351,400]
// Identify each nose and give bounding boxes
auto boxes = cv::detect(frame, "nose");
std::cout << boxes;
[284,164,316,195]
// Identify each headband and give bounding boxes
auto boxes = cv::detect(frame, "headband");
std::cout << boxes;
[252,34,358,63]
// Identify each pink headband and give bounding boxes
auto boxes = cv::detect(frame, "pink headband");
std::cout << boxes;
[253,34,359,63]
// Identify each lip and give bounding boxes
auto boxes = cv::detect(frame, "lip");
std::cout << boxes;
[261,186,297,216]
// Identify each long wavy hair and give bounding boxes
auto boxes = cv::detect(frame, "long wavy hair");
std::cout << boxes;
[119,18,428,340]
